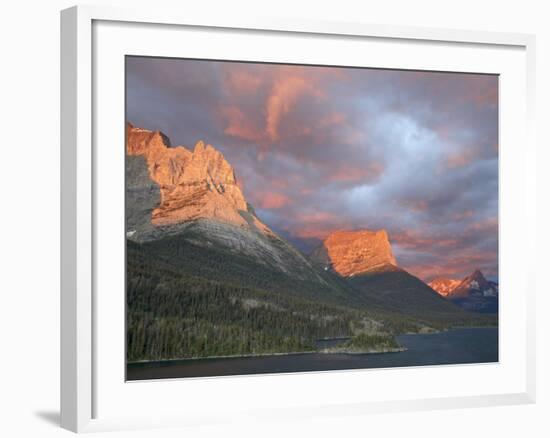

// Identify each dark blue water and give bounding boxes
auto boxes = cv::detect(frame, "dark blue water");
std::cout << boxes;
[127,327,498,381]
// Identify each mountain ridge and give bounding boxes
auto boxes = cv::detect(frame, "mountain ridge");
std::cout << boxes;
[429,269,498,299]
[428,278,462,297]
[429,269,498,313]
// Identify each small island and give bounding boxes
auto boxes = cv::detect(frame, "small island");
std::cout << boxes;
[321,333,406,354]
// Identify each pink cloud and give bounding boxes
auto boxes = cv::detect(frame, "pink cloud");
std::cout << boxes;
[218,65,336,150]
[446,149,478,169]
[451,210,475,220]
[265,75,324,142]
[289,212,349,240]
[328,162,384,183]
[223,69,263,95]
[292,226,334,240]
[463,77,498,107]
[392,230,459,250]
[466,217,498,232]
[405,250,498,283]
[270,178,290,190]
[219,105,264,142]
[296,212,338,223]
[393,219,498,281]
[319,112,347,127]
[255,192,290,209]
[407,200,429,213]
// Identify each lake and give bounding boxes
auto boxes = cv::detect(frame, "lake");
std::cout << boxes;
[126,327,498,381]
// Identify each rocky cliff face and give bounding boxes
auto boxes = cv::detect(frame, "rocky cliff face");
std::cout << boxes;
[126,123,272,239]
[310,229,397,277]
[428,278,462,297]
[127,123,257,227]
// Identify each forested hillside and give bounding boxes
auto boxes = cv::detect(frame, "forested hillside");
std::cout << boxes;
[127,238,495,361]
[127,240,362,361]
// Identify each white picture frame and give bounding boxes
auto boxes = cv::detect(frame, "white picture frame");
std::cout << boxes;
[60,4,537,433]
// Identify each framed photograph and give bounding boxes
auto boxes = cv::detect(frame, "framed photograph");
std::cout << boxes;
[61,5,536,433]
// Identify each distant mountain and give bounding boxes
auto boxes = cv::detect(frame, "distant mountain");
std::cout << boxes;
[429,270,498,313]
[451,269,498,298]
[310,229,396,277]
[428,278,462,297]
[310,230,471,323]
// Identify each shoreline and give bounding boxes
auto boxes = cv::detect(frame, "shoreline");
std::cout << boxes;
[128,345,405,365]
[400,325,498,336]
[128,327,497,366]
[129,350,318,364]
[321,347,407,355]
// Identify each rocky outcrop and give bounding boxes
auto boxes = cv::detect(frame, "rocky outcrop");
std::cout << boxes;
[428,278,462,297]
[310,229,397,277]
[126,123,252,230]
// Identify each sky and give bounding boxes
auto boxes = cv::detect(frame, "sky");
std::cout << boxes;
[126,56,499,283]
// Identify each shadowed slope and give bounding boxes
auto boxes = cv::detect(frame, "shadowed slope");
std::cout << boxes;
[347,264,472,322]
[310,230,484,324]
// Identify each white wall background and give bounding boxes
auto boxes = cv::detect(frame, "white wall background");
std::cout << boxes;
[1,0,547,437]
